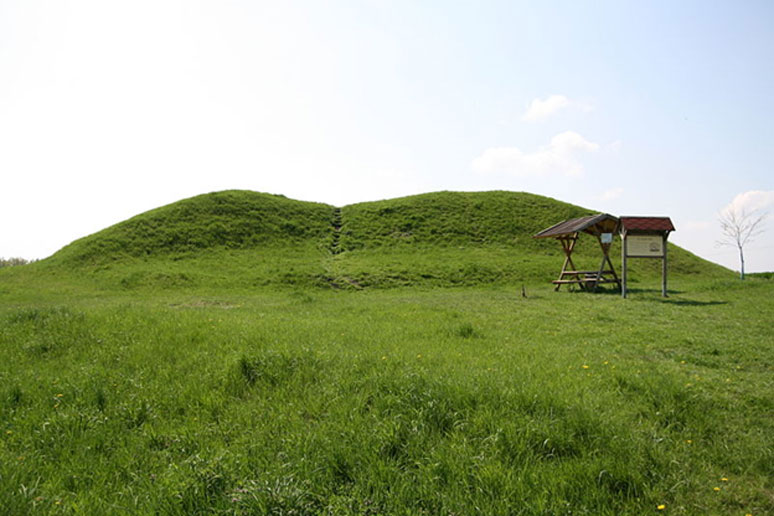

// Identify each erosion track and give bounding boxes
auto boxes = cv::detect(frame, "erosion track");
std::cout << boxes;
[330,207,342,255]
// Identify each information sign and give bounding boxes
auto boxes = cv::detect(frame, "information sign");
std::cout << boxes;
[626,235,664,257]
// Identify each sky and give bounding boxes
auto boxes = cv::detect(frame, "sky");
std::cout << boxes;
[1,0,773,272]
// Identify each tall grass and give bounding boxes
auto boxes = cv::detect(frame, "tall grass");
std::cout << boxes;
[1,282,771,514]
[0,189,761,513]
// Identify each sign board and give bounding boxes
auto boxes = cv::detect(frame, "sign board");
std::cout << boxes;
[626,235,664,257]
[620,216,674,299]
[601,232,613,244]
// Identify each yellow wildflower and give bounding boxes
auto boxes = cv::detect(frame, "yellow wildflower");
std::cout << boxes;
[657,504,666,510]
[582,364,589,369]
[713,487,720,492]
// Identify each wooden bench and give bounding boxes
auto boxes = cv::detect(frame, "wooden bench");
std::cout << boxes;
[552,270,620,291]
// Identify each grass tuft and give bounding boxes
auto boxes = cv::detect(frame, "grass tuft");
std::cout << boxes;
[452,321,479,339]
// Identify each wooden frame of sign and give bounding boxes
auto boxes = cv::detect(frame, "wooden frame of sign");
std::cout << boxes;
[619,217,675,298]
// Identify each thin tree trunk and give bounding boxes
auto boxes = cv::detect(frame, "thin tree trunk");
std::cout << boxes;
[739,244,745,280]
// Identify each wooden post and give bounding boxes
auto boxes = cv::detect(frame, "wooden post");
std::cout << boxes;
[601,236,621,291]
[592,254,605,292]
[555,234,579,291]
[621,231,628,298]
[592,234,619,293]
[662,234,668,297]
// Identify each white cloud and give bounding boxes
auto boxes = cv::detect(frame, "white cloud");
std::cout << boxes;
[599,187,624,201]
[521,94,592,122]
[472,131,600,177]
[723,190,774,216]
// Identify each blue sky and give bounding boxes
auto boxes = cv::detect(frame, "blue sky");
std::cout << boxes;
[1,0,773,272]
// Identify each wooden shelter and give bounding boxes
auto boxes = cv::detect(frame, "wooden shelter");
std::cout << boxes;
[619,216,675,298]
[534,214,621,292]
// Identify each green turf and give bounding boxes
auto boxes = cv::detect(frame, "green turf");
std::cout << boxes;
[1,190,769,515]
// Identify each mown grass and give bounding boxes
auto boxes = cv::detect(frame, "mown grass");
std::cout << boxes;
[1,279,772,515]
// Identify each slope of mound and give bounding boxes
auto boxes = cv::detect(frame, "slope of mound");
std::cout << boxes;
[340,190,590,250]
[50,190,334,265]
[329,191,731,288]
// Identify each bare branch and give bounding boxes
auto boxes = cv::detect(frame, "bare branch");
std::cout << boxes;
[717,207,767,279]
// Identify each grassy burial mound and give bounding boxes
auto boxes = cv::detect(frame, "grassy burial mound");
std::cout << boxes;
[339,190,586,249]
[51,190,333,263]
[22,189,731,292]
[43,191,335,291]
[333,191,730,289]
[330,191,588,288]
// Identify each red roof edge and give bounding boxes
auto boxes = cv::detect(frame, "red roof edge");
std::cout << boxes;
[620,216,675,232]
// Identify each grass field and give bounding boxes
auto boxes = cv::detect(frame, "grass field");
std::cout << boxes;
[1,191,771,515]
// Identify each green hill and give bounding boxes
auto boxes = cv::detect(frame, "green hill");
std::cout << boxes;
[51,190,333,265]
[334,191,730,288]
[340,190,587,250]
[21,189,731,291]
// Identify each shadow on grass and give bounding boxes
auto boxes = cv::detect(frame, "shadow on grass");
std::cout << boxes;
[622,287,686,296]
[623,288,728,306]
[562,286,624,296]
[658,298,728,307]
[561,287,729,307]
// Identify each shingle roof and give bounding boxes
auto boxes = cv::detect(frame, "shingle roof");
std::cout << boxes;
[534,213,619,238]
[620,216,675,232]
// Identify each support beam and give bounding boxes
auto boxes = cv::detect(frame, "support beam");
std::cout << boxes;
[554,234,579,291]
[621,231,628,298]
[662,234,668,297]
